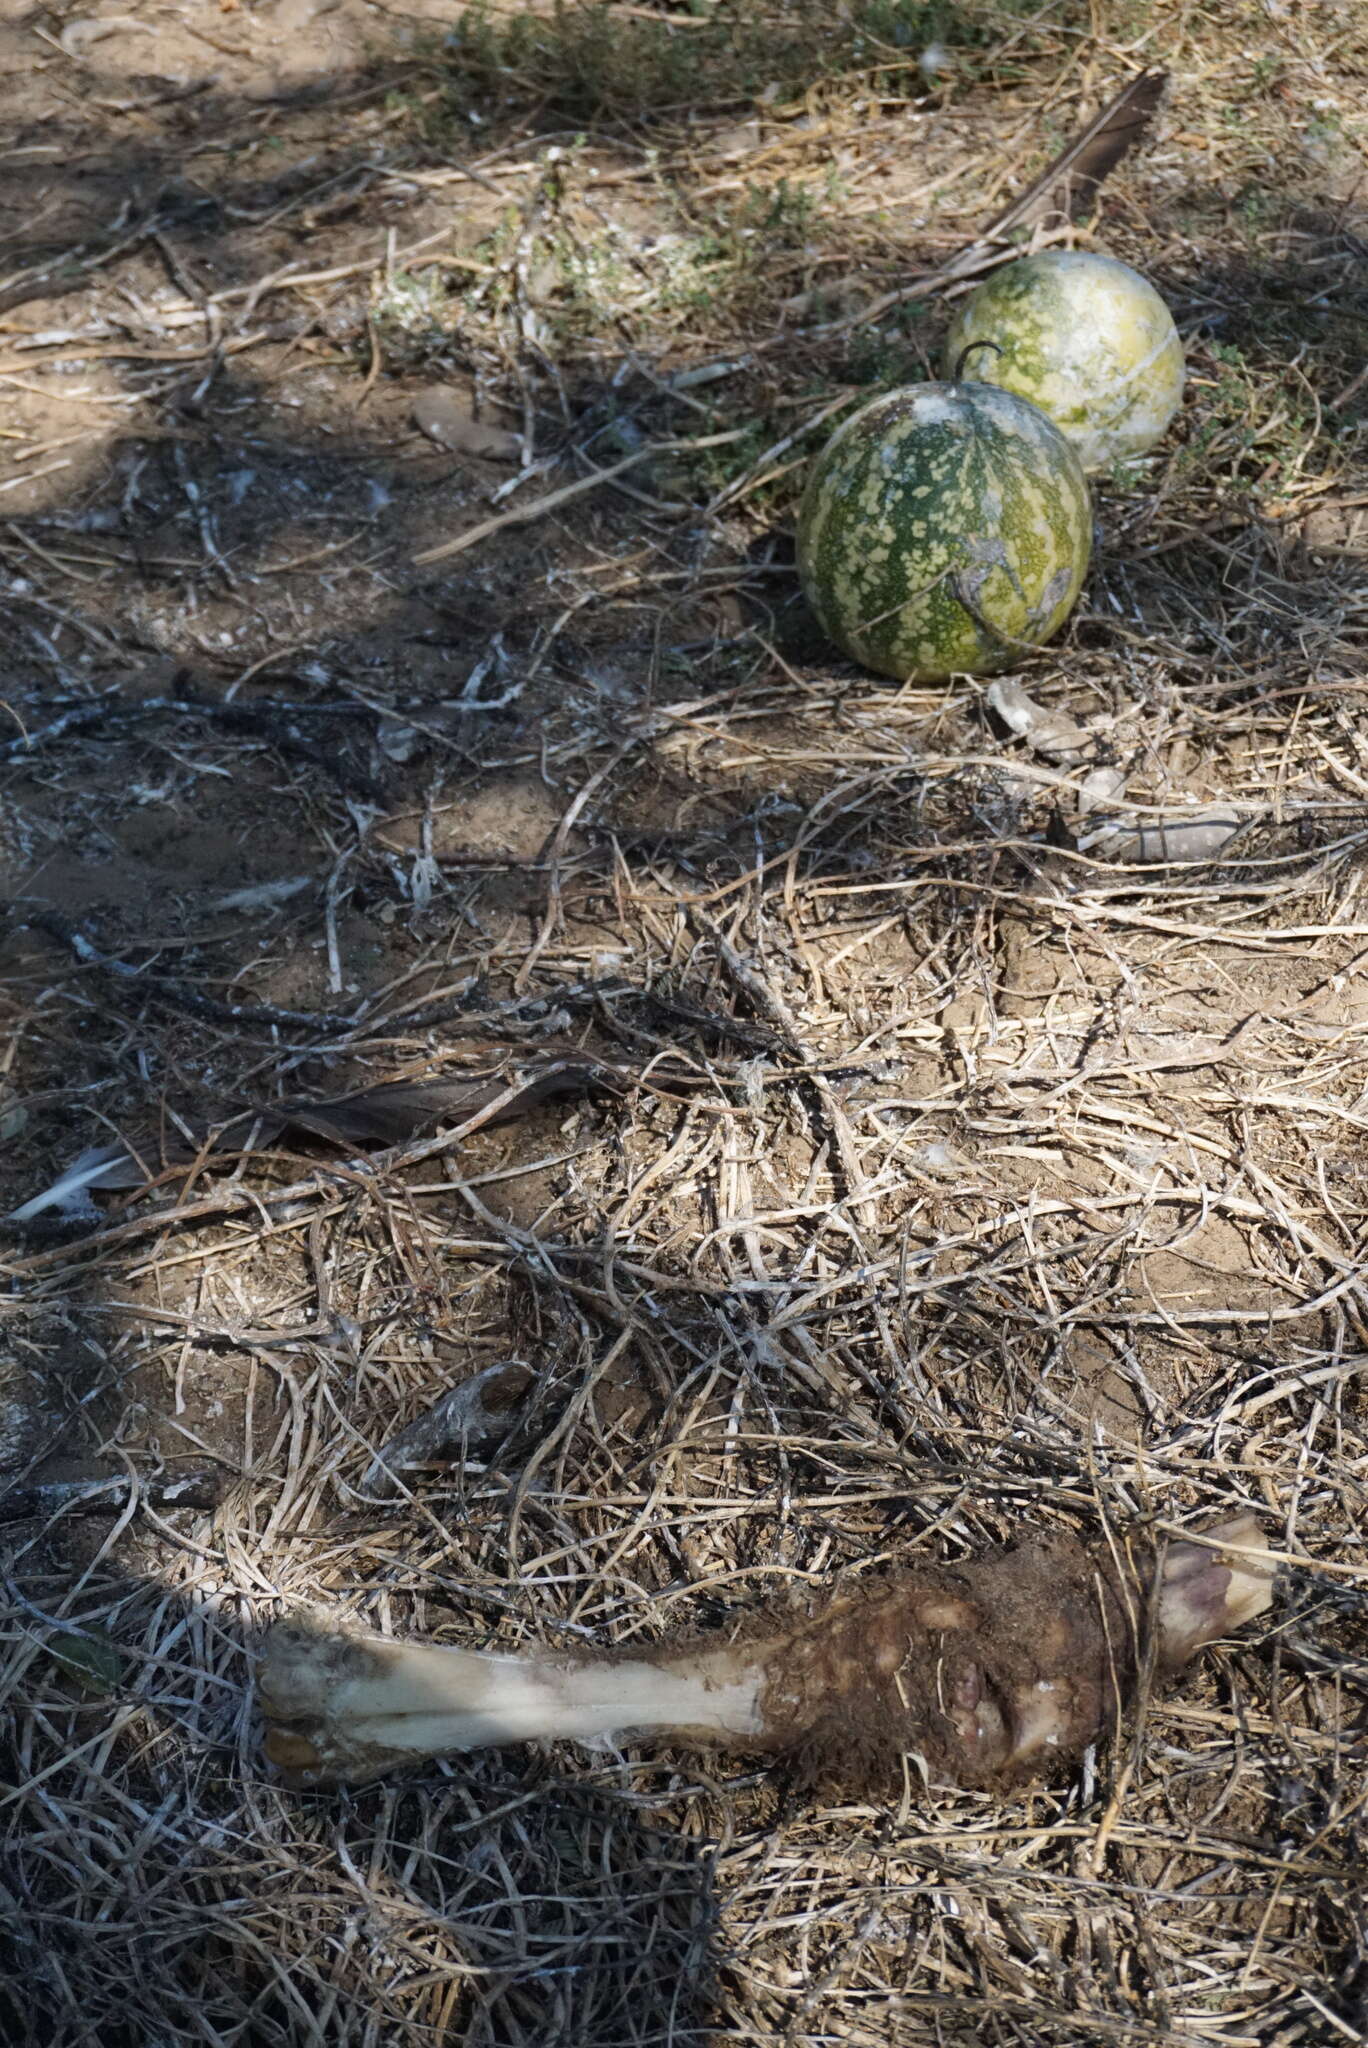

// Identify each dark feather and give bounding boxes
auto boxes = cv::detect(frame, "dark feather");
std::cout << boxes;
[979,70,1169,242]
[209,1059,694,1155]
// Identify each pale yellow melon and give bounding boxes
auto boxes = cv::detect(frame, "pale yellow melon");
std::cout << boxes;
[943,251,1185,473]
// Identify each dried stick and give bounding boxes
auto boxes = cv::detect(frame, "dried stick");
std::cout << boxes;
[413,428,751,565]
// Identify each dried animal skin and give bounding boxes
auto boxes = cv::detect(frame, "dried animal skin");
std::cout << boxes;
[259,1516,1272,1789]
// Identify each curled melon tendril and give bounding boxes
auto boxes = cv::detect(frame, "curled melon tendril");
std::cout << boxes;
[952,339,1005,383]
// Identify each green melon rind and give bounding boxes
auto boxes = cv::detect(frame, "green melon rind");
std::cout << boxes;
[943,251,1185,473]
[796,381,1092,683]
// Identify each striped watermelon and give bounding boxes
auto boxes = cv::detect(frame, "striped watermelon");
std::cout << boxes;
[797,381,1091,683]
[943,251,1185,472]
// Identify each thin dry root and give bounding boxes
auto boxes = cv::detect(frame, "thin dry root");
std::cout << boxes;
[258,1514,1274,1788]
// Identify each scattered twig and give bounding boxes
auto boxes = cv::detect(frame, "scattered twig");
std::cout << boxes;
[413,428,752,565]
[13,906,362,1035]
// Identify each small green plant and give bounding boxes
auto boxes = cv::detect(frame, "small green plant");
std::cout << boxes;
[846,317,928,389]
[371,268,464,369]
[1176,336,1322,500]
[675,414,773,500]
[1103,456,1147,493]
[736,176,822,240]
[1236,184,1274,230]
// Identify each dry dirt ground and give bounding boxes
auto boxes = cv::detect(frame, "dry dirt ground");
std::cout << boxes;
[1,1,1367,2043]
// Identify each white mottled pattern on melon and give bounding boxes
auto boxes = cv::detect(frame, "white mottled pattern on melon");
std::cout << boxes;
[797,381,1091,683]
[944,251,1185,472]
[907,389,961,425]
